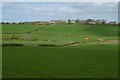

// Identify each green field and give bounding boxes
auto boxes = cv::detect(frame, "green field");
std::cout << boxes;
[2,24,118,45]
[2,24,119,78]
[3,44,118,78]
[2,24,41,33]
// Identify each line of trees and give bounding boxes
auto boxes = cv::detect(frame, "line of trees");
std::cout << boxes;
[0,18,119,25]
[68,19,107,25]
[67,19,119,25]
[0,22,31,24]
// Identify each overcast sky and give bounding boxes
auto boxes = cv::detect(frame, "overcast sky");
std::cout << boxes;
[1,0,119,2]
[2,2,118,22]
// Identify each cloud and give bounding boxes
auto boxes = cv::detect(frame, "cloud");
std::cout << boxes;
[0,3,2,22]
[1,0,119,2]
[2,2,118,22]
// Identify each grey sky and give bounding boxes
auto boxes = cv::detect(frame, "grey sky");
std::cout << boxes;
[2,2,118,22]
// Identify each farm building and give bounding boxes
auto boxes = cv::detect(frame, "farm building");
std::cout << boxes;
[68,20,76,24]
[89,21,96,24]
[70,20,76,24]
[49,20,56,25]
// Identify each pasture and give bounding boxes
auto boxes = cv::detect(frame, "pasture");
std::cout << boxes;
[2,45,118,78]
[2,24,119,78]
[2,24,118,45]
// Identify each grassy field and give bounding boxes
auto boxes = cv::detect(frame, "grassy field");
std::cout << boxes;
[2,24,42,33]
[3,44,118,78]
[2,24,118,45]
[2,24,119,78]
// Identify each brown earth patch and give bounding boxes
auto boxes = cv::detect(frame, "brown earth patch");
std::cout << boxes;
[87,40,118,44]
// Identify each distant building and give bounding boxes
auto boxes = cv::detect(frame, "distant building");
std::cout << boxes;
[70,20,76,24]
[49,20,56,25]
[86,18,96,24]
[108,21,117,25]
[89,21,96,24]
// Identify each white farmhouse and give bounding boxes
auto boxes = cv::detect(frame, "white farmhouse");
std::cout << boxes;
[70,20,76,24]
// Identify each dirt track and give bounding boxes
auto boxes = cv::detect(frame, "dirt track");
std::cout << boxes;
[88,40,118,44]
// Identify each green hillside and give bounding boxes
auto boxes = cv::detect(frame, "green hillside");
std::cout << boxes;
[2,24,118,78]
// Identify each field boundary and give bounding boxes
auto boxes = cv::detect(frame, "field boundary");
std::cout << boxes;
[3,26,46,34]
[1,40,118,47]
